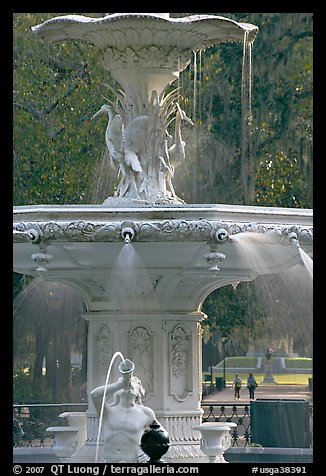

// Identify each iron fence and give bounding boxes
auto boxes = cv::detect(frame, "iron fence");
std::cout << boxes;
[13,403,88,448]
[13,401,313,449]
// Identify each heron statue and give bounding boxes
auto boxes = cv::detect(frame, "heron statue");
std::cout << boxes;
[168,103,194,161]
[92,104,148,176]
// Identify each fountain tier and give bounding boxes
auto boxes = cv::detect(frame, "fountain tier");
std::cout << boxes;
[31,13,258,205]
[32,13,258,97]
[13,204,312,309]
[13,203,312,462]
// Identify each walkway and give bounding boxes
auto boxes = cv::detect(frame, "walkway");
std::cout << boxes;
[203,383,312,403]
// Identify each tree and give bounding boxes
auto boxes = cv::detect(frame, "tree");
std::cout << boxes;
[13,13,116,206]
[13,279,87,402]
[174,13,313,207]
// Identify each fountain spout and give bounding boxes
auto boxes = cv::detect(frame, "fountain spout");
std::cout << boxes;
[287,231,300,248]
[121,226,135,244]
[215,228,229,243]
[118,358,135,375]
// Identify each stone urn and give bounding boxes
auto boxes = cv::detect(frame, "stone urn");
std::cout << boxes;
[193,422,237,463]
[141,421,170,462]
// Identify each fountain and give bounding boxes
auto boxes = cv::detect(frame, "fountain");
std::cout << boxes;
[13,13,313,463]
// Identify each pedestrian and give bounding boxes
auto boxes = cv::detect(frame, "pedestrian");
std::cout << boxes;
[233,373,242,400]
[247,372,258,400]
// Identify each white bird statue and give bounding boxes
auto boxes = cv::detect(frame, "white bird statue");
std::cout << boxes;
[168,103,194,161]
[93,104,148,175]
[123,115,149,173]
[92,104,125,175]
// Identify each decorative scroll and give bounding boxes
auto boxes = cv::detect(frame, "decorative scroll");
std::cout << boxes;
[96,324,112,380]
[128,325,154,399]
[100,46,190,72]
[13,219,313,245]
[169,324,193,402]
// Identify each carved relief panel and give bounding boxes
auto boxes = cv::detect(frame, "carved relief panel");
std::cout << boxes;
[96,323,112,383]
[169,324,193,401]
[127,325,154,400]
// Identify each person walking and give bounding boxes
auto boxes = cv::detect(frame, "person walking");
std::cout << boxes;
[233,373,242,400]
[247,372,258,400]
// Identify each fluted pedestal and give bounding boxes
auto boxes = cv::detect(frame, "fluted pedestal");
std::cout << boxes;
[70,310,205,462]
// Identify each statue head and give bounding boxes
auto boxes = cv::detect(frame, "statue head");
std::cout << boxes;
[111,375,145,407]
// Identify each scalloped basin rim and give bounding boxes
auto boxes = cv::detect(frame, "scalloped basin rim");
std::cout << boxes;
[31,13,259,39]
[13,203,313,223]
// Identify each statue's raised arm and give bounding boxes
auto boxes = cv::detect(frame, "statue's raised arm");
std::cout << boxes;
[90,358,163,463]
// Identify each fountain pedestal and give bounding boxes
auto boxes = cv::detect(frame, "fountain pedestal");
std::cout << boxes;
[262,359,277,384]
[80,310,205,462]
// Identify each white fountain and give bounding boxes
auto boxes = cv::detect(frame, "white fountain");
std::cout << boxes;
[13,13,313,463]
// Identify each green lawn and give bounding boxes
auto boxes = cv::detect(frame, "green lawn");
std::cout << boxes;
[284,358,313,368]
[204,356,312,385]
[213,356,312,369]
[214,356,258,368]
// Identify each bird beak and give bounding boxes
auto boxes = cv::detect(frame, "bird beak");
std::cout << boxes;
[185,115,194,126]
[92,109,103,120]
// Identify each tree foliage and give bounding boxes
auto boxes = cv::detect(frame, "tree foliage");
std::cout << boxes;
[174,13,312,207]
[13,13,116,205]
[13,13,312,208]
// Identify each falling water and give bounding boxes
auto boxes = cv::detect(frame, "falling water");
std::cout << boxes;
[107,242,160,312]
[193,51,198,121]
[241,30,254,201]
[198,50,203,125]
[95,351,125,463]
[13,278,86,402]
[299,248,313,279]
[230,232,313,357]
[242,31,253,128]
[230,231,290,274]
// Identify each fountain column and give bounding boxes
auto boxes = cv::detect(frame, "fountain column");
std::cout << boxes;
[79,310,205,462]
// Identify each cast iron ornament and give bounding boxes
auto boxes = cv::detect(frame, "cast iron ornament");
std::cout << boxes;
[141,421,170,462]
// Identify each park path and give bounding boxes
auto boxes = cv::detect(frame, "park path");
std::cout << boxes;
[203,383,312,403]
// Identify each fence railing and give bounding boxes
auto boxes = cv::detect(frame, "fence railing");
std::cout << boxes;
[202,402,251,447]
[13,403,88,448]
[13,401,313,449]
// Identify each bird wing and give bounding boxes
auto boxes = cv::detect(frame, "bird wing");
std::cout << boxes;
[107,114,123,153]
[124,149,143,173]
[124,115,148,153]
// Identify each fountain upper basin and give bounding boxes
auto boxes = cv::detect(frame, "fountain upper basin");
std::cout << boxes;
[13,203,312,312]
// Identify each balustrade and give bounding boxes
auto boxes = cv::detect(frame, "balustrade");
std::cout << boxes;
[13,401,313,449]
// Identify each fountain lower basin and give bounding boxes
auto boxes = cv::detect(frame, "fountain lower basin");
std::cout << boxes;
[13,203,312,462]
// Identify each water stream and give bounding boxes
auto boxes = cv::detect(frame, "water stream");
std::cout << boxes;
[229,232,313,355]
[299,247,313,279]
[241,31,254,200]
[95,351,125,463]
[108,242,160,312]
